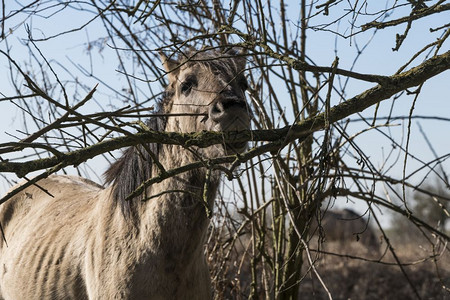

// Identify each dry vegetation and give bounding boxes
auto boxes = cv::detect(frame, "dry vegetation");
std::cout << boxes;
[299,242,449,300]
[207,221,449,299]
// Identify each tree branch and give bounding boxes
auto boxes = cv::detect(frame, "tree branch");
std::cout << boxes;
[362,3,450,31]
[1,50,449,177]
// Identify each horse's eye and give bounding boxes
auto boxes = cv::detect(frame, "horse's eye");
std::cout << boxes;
[180,77,197,95]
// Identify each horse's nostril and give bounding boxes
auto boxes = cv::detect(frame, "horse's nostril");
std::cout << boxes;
[209,97,249,126]
[211,102,224,115]
[211,98,246,116]
[222,99,245,110]
[210,99,243,122]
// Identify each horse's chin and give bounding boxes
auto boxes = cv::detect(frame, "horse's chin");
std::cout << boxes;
[225,141,248,154]
[203,110,250,155]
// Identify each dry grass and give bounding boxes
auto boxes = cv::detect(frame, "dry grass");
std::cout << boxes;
[299,241,450,299]
[209,222,450,299]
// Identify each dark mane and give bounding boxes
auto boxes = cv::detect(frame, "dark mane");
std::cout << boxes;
[104,96,170,219]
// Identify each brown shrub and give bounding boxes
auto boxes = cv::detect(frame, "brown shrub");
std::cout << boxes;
[299,242,450,299]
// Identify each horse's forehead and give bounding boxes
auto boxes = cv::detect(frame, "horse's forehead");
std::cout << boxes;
[181,59,240,78]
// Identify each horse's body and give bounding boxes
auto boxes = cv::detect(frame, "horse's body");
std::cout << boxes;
[0,175,211,299]
[0,49,250,299]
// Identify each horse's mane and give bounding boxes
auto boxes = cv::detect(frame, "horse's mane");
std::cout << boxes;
[103,95,170,219]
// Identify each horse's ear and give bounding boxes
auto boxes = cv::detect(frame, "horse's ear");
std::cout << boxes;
[160,52,179,83]
[237,47,247,56]
[235,48,247,72]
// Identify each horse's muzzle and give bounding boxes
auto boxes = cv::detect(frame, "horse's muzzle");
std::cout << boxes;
[208,97,251,153]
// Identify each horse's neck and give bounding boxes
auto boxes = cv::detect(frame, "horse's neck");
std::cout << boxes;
[88,145,218,295]
[136,145,220,256]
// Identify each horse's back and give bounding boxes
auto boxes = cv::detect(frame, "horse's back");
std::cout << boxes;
[0,174,103,299]
[0,175,101,226]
